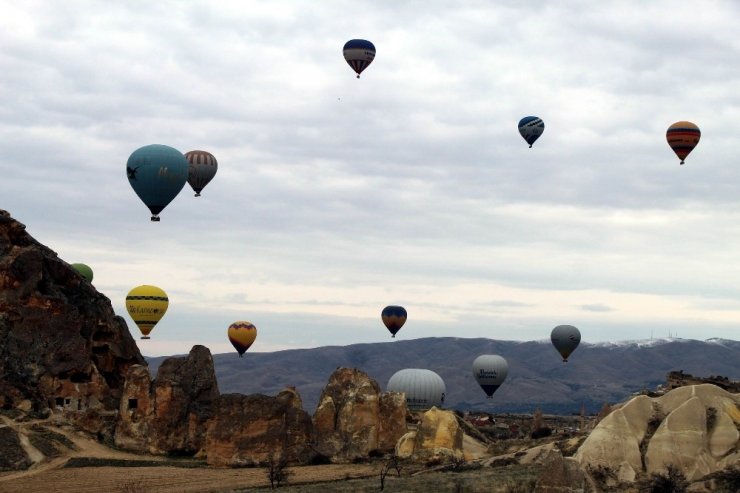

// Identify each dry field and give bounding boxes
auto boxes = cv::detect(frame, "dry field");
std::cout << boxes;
[0,414,543,493]
[0,415,380,493]
[0,463,380,493]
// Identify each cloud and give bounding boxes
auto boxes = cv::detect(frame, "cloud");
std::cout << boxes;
[577,304,613,313]
[1,1,740,355]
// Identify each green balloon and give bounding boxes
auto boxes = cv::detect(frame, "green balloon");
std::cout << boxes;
[71,263,93,282]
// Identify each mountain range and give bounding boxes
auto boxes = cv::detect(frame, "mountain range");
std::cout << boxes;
[147,337,740,415]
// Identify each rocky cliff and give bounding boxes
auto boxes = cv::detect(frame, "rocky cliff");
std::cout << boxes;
[115,345,219,455]
[575,384,740,485]
[0,210,144,435]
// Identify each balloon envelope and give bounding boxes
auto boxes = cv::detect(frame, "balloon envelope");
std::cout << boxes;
[184,150,218,197]
[518,116,545,147]
[387,368,446,411]
[551,325,581,362]
[343,39,375,78]
[71,263,93,283]
[228,321,257,357]
[472,354,508,398]
[126,285,168,339]
[666,121,700,164]
[381,305,407,338]
[126,144,189,220]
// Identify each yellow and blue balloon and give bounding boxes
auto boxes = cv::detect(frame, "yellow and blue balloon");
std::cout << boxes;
[125,285,169,339]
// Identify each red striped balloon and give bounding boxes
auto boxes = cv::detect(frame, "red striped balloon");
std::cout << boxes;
[666,121,700,165]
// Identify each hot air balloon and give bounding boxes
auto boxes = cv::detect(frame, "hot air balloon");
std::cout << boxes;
[472,354,508,398]
[71,263,93,283]
[551,325,581,362]
[518,116,545,148]
[387,368,446,411]
[381,305,407,338]
[184,150,218,197]
[666,121,700,164]
[126,144,189,221]
[227,321,257,357]
[343,39,375,78]
[125,285,168,339]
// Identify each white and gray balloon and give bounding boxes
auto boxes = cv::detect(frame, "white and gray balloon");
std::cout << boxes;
[472,354,508,398]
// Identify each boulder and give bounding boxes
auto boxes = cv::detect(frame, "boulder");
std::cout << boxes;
[396,407,464,463]
[312,367,407,461]
[645,397,715,481]
[378,390,408,451]
[0,210,144,437]
[115,345,219,455]
[574,394,652,481]
[205,388,314,466]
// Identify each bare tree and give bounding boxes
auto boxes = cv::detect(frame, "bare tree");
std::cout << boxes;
[379,455,402,491]
[265,454,292,490]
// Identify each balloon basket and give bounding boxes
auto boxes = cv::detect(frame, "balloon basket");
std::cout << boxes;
[194,192,201,197]
[141,336,150,340]
[150,216,161,222]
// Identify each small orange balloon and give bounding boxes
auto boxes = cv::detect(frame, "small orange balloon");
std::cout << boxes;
[227,321,257,357]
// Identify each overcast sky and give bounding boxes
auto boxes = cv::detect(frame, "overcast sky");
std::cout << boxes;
[2,1,740,356]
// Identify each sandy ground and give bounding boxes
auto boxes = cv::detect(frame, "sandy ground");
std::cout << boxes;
[0,415,378,493]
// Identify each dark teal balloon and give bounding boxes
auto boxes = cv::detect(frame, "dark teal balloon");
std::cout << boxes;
[127,145,189,221]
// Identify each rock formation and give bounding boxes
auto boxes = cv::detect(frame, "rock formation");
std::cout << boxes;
[396,407,464,463]
[312,367,407,461]
[205,388,314,466]
[575,384,740,483]
[115,345,219,455]
[0,210,144,438]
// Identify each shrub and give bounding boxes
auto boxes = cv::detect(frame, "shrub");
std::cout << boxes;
[530,427,552,439]
[587,464,617,490]
[712,465,740,493]
[490,456,519,468]
[637,464,688,493]
[706,407,717,433]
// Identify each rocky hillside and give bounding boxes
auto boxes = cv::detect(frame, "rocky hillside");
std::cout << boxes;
[0,210,144,431]
[149,337,740,414]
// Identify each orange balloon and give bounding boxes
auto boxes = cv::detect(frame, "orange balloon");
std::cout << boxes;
[227,321,257,357]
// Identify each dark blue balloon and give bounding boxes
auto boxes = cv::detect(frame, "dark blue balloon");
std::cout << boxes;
[381,305,407,337]
[518,116,545,147]
[343,39,376,78]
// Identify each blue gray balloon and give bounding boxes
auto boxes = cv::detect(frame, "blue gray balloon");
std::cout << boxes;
[551,324,581,362]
